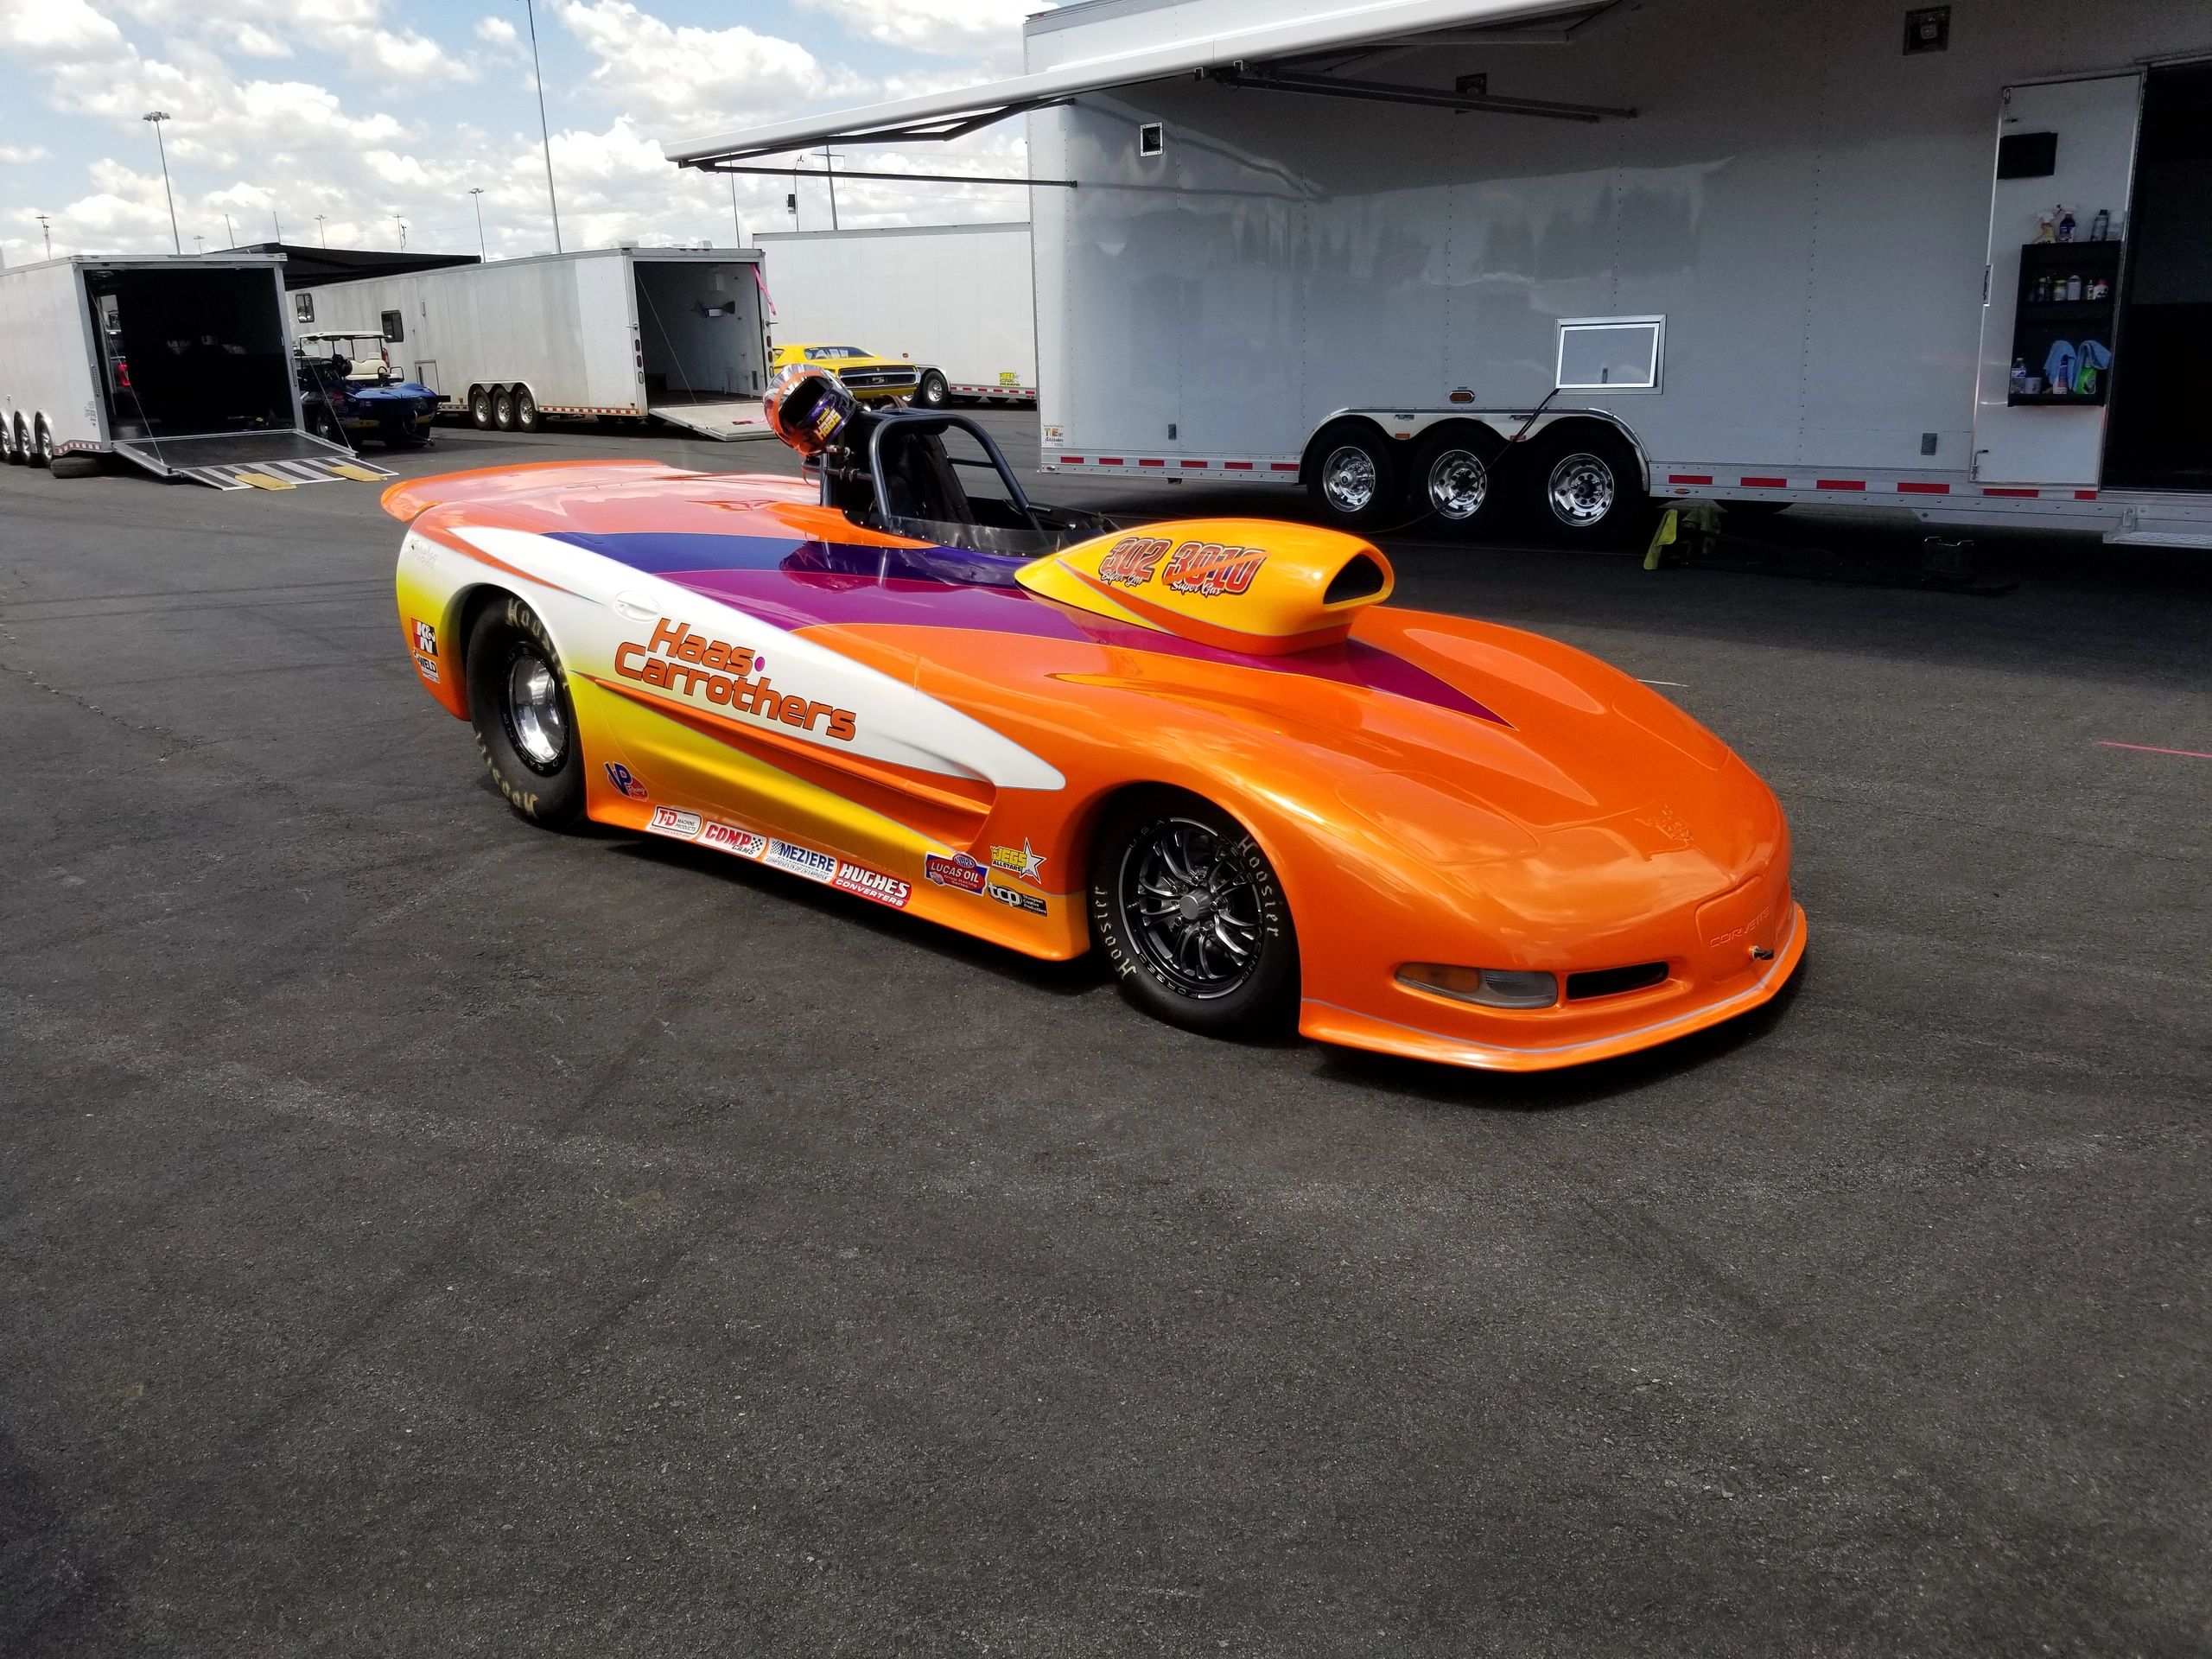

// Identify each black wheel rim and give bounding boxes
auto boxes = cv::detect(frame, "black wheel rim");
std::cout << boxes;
[1119,817,1265,1000]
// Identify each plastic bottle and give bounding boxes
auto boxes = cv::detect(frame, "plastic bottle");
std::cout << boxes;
[2066,274,2082,302]
[2010,358,2028,395]
[2091,208,2110,242]
[2057,208,2077,243]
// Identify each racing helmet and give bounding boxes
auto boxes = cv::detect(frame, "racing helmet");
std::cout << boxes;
[764,362,858,457]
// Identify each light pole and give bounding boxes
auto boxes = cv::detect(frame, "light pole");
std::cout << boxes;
[467,188,486,259]
[822,147,839,231]
[728,174,741,247]
[35,213,52,257]
[193,233,204,255]
[315,213,327,247]
[222,211,234,247]
[142,111,180,253]
[521,0,563,252]
[395,215,407,251]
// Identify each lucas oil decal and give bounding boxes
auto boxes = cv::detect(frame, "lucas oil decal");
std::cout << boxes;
[1096,537,1266,598]
[925,851,988,893]
[615,618,858,742]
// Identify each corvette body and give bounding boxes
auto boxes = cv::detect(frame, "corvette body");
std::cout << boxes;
[388,452,1803,1071]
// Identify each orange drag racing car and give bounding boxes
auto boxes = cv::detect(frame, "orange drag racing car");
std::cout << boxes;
[388,367,1803,1071]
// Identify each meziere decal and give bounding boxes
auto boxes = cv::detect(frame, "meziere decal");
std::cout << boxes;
[615,617,858,742]
[766,838,838,883]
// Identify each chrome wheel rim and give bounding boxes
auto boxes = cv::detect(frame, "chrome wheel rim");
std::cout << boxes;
[1548,453,1617,527]
[504,649,567,771]
[1427,449,1490,519]
[1121,818,1264,1000]
[1322,445,1379,515]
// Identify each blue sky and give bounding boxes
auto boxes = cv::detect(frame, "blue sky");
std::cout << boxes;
[0,0,1044,264]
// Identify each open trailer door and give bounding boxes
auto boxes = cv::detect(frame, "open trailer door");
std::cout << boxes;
[632,254,776,442]
[86,260,394,488]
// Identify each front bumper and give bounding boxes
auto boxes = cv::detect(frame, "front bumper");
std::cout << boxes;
[1299,901,1806,1073]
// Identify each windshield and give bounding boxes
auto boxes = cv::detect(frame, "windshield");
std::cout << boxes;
[804,346,869,360]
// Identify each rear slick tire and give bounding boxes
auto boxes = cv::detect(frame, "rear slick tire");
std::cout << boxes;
[465,596,586,829]
[1090,791,1300,1039]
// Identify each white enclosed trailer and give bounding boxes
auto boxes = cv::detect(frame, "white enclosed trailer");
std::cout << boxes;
[297,246,775,441]
[0,253,372,488]
[753,223,1039,405]
[671,0,2212,549]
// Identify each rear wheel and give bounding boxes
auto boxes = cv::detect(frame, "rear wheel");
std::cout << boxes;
[915,369,949,409]
[1090,791,1299,1039]
[493,387,517,431]
[30,419,54,468]
[1306,421,1399,531]
[1530,425,1646,548]
[465,596,585,828]
[1410,423,1509,538]
[470,385,495,429]
[513,386,540,431]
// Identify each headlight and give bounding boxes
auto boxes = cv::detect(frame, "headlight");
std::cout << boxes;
[1396,964,1559,1009]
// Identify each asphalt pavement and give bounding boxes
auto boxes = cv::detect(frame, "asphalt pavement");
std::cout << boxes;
[3,414,2208,1656]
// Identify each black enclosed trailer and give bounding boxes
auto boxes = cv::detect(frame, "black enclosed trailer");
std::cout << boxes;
[0,251,385,488]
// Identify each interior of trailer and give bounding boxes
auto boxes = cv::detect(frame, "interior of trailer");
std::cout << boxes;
[86,266,296,441]
[2104,60,2212,493]
[632,262,764,403]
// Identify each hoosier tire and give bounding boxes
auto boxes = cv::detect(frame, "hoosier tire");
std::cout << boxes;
[1090,791,1300,1039]
[464,595,586,829]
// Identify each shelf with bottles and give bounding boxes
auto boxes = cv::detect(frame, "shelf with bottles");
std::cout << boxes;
[2006,387,2109,408]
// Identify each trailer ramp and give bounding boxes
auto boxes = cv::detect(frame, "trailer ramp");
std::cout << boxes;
[111,430,394,490]
[647,397,776,442]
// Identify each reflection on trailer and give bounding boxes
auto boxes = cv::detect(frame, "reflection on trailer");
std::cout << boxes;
[297,247,775,442]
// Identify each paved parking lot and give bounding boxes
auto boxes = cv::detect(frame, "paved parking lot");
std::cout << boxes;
[3,415,2208,1656]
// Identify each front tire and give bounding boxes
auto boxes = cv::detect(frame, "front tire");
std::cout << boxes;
[1306,421,1399,531]
[1090,791,1299,1039]
[465,596,585,828]
[915,369,950,409]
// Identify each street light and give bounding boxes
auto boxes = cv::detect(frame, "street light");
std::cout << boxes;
[35,213,52,257]
[520,0,563,252]
[395,215,407,251]
[315,213,327,247]
[467,187,487,259]
[142,111,181,254]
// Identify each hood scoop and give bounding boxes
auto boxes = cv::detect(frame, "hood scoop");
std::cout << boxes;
[1018,518,1394,656]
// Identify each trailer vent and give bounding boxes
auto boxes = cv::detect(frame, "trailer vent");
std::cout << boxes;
[1139,123,1164,158]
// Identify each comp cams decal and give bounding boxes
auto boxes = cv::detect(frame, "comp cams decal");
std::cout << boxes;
[643,805,767,861]
[615,617,859,742]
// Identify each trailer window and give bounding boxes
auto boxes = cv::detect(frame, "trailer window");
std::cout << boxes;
[293,292,314,323]
[381,310,404,344]
[1555,317,1663,392]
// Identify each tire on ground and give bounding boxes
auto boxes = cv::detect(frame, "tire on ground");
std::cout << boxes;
[469,385,495,429]
[513,386,539,431]
[1088,789,1300,1039]
[464,594,586,829]
[493,387,517,431]
[30,419,55,467]
[1528,423,1647,548]
[2,415,22,464]
[1409,422,1510,539]
[915,369,949,409]
[1304,419,1401,531]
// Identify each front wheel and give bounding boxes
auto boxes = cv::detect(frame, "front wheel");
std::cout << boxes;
[1090,792,1300,1039]
[465,596,586,828]
[914,369,950,409]
[1305,422,1400,531]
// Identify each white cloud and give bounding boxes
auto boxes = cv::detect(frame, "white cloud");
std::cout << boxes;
[556,0,866,129]
[0,143,54,162]
[796,0,1036,64]
[475,15,516,46]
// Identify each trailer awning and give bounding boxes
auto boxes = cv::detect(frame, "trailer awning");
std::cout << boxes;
[666,0,1624,170]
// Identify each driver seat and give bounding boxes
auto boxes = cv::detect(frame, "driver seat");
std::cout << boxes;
[877,425,975,526]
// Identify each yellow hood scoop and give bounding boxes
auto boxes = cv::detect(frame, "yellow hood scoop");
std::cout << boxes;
[1017,519,1394,655]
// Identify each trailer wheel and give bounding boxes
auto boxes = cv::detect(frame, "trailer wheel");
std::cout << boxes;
[512,387,540,431]
[30,419,55,468]
[493,387,518,431]
[469,386,495,429]
[1531,425,1646,548]
[915,369,950,409]
[1,415,20,465]
[1306,421,1399,531]
[1410,423,1509,539]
